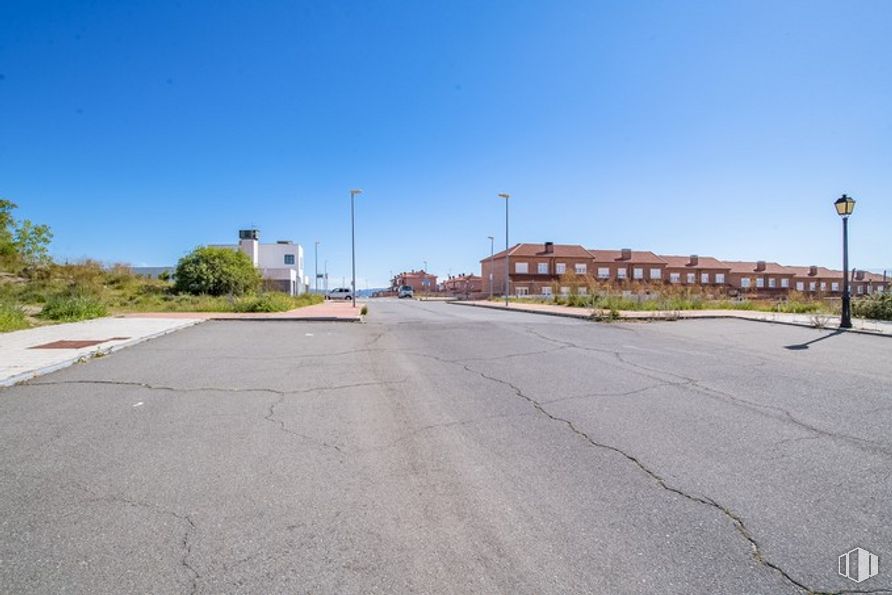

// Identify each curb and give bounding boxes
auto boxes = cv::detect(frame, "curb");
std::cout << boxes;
[1,319,206,388]
[447,301,891,338]
[205,316,363,322]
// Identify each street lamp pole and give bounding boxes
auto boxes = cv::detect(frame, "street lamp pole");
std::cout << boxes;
[487,235,494,300]
[834,194,856,329]
[498,193,510,307]
[314,241,319,294]
[350,189,363,308]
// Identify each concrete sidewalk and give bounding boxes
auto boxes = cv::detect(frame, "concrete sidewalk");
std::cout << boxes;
[0,317,204,386]
[451,300,892,336]
[119,299,364,322]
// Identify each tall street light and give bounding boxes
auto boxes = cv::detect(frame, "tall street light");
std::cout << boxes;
[314,241,320,294]
[498,193,510,307]
[487,235,495,300]
[834,194,856,329]
[350,189,363,308]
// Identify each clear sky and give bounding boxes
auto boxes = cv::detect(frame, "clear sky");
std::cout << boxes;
[2,0,890,287]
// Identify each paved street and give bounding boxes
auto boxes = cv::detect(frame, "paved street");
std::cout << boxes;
[1,299,890,594]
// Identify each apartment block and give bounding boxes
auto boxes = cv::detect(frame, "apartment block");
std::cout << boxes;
[392,270,438,293]
[724,261,795,294]
[481,242,597,297]
[660,255,731,287]
[588,249,667,284]
[441,274,483,296]
[479,241,888,298]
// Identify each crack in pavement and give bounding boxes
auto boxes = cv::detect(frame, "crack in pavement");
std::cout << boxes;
[2,469,201,593]
[359,411,537,453]
[263,393,344,454]
[521,327,892,458]
[538,378,695,405]
[442,360,877,595]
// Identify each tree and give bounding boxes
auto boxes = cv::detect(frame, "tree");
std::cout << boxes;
[14,219,53,268]
[0,199,53,273]
[174,246,261,296]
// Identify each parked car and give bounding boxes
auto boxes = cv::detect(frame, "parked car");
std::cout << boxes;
[326,287,354,300]
[398,285,414,299]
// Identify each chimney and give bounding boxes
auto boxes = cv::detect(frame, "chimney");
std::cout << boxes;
[755,261,766,272]
[855,270,865,281]
[809,265,818,276]
[544,241,554,254]
[620,248,632,260]
[689,255,699,267]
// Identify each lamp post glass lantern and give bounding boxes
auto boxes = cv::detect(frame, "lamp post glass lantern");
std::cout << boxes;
[834,194,856,329]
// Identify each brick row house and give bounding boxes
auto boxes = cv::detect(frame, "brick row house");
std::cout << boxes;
[441,274,483,296]
[392,270,438,294]
[480,242,887,298]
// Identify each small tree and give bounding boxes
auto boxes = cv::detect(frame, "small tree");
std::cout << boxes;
[0,199,53,274]
[174,247,261,296]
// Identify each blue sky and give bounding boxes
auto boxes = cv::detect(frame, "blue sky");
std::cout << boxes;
[1,0,890,287]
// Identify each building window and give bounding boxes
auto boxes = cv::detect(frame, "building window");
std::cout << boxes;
[541,286,552,296]
[701,273,710,284]
[537,262,549,275]
[597,267,610,279]
[686,273,695,284]
[670,272,680,284]
[809,281,816,291]
[756,278,765,288]
[741,278,751,288]
[831,282,840,292]
[796,281,805,291]
[560,286,570,295]
[284,254,295,265]
[857,285,864,294]
[768,277,776,288]
[575,263,587,275]
[781,278,789,288]
[578,286,587,295]
[516,286,529,296]
[617,268,627,280]
[515,262,528,274]
[556,263,566,274]
[820,282,827,291]
[633,267,644,280]
[716,273,725,284]
[650,268,661,280]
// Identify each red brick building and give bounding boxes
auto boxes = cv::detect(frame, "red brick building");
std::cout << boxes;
[441,274,483,297]
[478,241,888,298]
[392,270,438,294]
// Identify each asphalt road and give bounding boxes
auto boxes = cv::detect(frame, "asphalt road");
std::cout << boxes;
[1,299,890,594]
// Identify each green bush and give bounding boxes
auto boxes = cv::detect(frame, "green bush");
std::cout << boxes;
[852,294,892,321]
[0,301,29,332]
[174,247,261,296]
[233,292,296,313]
[40,294,107,321]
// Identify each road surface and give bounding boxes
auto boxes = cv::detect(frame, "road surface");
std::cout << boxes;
[1,299,890,593]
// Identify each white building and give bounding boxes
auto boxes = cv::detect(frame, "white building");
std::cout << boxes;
[211,229,308,295]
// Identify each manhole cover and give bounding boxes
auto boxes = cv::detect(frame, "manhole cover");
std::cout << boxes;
[29,337,130,349]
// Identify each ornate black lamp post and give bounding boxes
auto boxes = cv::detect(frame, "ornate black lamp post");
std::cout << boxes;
[834,194,856,329]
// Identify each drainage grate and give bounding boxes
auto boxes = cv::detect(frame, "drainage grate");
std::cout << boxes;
[29,337,131,349]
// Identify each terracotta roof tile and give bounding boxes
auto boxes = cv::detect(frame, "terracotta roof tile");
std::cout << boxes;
[659,255,731,269]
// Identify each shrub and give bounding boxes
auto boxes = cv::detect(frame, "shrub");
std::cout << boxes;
[233,292,295,313]
[852,294,892,321]
[174,247,261,296]
[40,294,107,321]
[0,301,29,332]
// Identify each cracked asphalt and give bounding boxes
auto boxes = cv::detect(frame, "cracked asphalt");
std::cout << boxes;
[1,299,890,594]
